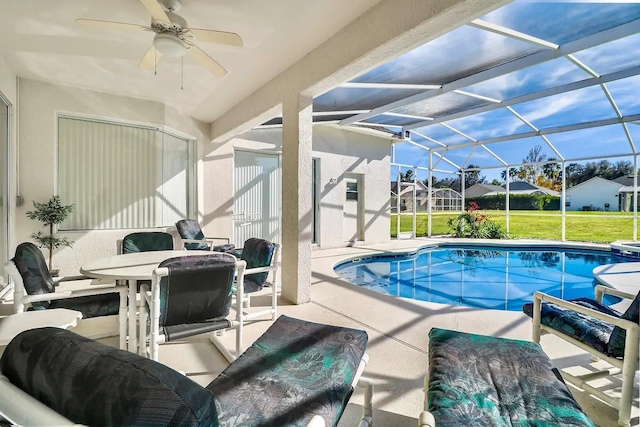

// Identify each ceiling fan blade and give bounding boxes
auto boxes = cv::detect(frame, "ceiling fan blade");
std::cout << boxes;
[139,0,170,22]
[188,28,243,47]
[187,44,227,77]
[139,45,162,69]
[76,19,148,32]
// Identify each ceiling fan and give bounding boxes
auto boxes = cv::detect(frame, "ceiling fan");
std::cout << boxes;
[77,0,243,77]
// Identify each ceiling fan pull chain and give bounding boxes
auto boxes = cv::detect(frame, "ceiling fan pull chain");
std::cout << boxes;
[154,48,157,76]
[181,56,184,90]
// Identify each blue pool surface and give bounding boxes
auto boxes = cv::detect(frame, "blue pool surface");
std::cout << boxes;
[334,245,628,311]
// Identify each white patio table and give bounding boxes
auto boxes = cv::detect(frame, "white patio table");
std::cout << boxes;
[80,250,210,353]
[0,308,82,347]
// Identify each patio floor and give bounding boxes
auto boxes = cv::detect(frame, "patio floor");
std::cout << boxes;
[6,238,639,426]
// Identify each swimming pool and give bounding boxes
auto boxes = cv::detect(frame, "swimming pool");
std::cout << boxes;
[334,244,629,311]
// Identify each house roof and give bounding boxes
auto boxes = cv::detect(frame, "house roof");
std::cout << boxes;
[566,176,623,191]
[467,183,505,193]
[613,175,640,187]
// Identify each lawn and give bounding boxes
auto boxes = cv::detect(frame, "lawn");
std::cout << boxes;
[390,210,635,243]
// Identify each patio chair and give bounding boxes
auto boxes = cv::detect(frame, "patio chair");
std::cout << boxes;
[119,231,174,254]
[0,315,373,427]
[4,242,127,349]
[118,231,174,290]
[237,237,280,323]
[175,219,235,253]
[138,253,244,362]
[522,285,640,427]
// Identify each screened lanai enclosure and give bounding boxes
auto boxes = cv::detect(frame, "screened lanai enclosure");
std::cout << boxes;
[261,0,640,243]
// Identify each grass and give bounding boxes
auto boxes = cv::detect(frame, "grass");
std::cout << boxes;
[390,210,636,243]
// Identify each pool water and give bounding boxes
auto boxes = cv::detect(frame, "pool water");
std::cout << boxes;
[334,245,628,311]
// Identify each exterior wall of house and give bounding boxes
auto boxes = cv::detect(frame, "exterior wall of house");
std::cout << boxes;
[15,79,210,276]
[212,125,392,250]
[565,178,622,211]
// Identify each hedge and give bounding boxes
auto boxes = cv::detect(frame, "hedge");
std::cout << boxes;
[466,194,560,211]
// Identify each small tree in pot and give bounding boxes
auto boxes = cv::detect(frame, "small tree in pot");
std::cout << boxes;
[26,195,74,274]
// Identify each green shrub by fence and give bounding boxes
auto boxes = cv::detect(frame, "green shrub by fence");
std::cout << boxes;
[466,194,560,211]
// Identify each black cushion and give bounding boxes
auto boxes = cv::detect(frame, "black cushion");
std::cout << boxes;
[1,327,219,427]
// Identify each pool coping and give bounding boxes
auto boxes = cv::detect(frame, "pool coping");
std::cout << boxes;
[331,238,612,270]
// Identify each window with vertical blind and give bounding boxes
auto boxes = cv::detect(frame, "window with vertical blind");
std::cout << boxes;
[58,115,195,230]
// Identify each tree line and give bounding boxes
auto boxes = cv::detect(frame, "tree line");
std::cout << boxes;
[398,145,636,191]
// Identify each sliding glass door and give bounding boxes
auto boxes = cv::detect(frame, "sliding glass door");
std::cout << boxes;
[0,93,9,285]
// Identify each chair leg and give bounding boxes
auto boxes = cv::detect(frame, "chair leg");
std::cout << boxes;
[532,292,542,343]
[618,368,633,427]
[357,377,374,427]
[138,299,147,358]
[118,288,127,350]
[271,283,277,321]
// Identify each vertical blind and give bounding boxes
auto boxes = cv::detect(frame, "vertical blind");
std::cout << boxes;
[58,116,194,230]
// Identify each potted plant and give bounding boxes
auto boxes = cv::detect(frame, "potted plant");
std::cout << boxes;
[26,195,74,275]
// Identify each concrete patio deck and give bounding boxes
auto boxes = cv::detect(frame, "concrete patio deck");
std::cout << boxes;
[4,238,639,426]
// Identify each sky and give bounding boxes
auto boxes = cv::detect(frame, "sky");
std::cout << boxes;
[316,1,640,184]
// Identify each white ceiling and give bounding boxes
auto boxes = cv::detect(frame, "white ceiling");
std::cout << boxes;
[0,0,381,123]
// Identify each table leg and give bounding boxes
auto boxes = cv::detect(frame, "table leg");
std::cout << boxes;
[128,280,137,353]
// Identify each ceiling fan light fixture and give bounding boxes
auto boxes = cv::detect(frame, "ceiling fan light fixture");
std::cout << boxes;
[153,33,186,57]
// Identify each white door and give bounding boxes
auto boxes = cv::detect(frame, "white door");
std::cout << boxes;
[233,150,281,244]
[343,174,363,242]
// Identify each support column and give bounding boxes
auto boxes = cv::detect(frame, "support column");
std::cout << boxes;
[561,161,566,241]
[505,167,510,233]
[634,155,638,241]
[281,92,313,304]
[427,153,432,237]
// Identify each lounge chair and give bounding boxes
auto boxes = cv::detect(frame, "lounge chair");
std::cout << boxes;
[522,286,640,426]
[420,328,595,427]
[0,315,373,427]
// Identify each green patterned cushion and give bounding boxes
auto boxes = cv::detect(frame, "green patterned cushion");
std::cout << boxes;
[122,231,174,253]
[240,238,275,292]
[12,242,56,309]
[608,291,640,357]
[207,315,368,427]
[522,298,619,355]
[427,328,594,427]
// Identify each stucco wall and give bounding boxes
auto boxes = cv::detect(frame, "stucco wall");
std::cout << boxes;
[566,178,621,212]
[13,79,391,275]
[16,79,209,275]
[216,125,392,249]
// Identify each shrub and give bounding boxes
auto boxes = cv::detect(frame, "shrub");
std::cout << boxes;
[447,201,507,239]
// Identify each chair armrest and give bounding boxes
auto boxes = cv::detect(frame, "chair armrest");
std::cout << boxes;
[204,236,230,245]
[418,411,436,427]
[594,284,636,302]
[243,265,275,276]
[0,375,80,426]
[21,286,127,304]
[306,416,326,427]
[534,291,638,332]
[54,274,93,283]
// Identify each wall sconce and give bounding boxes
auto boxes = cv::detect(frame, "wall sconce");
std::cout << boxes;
[329,178,338,185]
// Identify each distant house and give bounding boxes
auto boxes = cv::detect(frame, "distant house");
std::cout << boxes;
[391,181,429,212]
[391,181,462,212]
[465,183,505,198]
[613,175,640,212]
[470,181,560,197]
[565,177,623,211]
